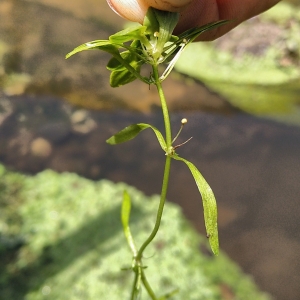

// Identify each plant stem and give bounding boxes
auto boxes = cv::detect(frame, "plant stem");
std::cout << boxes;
[141,269,157,300]
[137,155,171,260]
[134,64,172,300]
[130,271,140,300]
[153,64,172,147]
[136,63,172,258]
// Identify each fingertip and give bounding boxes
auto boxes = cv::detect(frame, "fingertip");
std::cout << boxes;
[176,0,219,33]
[144,0,192,12]
[107,0,149,23]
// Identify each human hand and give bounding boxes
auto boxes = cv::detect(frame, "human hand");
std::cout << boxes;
[107,0,281,40]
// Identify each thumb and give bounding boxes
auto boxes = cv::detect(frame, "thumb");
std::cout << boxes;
[107,0,192,23]
[106,0,148,23]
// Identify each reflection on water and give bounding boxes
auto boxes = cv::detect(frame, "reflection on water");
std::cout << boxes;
[175,2,300,126]
[1,1,300,300]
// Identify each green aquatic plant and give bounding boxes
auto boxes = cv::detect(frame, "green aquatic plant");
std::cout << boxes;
[66,7,228,300]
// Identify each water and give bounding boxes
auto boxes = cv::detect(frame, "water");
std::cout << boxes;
[1,1,300,299]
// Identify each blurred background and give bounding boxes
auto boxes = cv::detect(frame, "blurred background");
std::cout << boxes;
[0,0,300,299]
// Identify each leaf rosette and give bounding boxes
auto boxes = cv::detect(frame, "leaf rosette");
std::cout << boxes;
[66,8,228,87]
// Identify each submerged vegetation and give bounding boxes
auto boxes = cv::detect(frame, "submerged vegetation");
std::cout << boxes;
[0,164,270,299]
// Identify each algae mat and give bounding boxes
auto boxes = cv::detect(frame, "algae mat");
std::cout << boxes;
[0,165,269,299]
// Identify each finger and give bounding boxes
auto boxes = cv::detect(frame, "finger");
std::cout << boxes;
[107,0,192,23]
[144,0,193,12]
[106,0,148,23]
[176,0,281,41]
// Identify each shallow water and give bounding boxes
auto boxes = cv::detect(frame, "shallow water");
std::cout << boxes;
[1,1,300,300]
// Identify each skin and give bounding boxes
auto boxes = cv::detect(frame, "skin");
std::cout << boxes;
[107,0,281,40]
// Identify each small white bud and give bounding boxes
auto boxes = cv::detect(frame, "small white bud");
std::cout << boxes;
[181,118,187,125]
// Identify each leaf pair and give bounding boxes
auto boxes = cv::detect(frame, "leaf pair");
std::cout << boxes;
[109,124,219,255]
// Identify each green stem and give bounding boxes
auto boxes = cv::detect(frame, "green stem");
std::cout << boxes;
[136,63,172,258]
[130,271,140,300]
[153,64,172,147]
[137,155,171,260]
[134,63,172,300]
[141,269,157,300]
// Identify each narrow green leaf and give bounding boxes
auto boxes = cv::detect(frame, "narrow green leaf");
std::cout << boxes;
[162,20,229,64]
[172,155,219,255]
[106,123,166,151]
[146,8,179,59]
[143,7,159,35]
[66,40,119,59]
[154,9,179,46]
[107,47,143,86]
[110,68,139,87]
[177,20,230,44]
[121,191,137,255]
[107,56,126,71]
[107,45,142,72]
[109,25,147,43]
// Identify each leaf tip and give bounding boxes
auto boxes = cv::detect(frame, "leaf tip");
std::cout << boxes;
[106,137,115,145]
[212,248,219,256]
[208,235,219,256]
